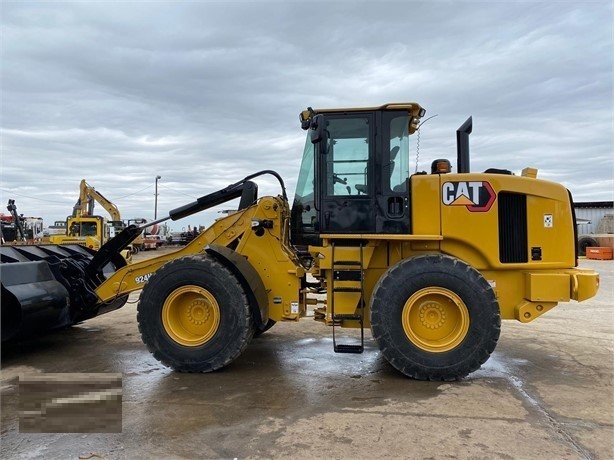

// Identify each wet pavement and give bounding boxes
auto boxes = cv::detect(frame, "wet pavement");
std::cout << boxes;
[1,256,612,459]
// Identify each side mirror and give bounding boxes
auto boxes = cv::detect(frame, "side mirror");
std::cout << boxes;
[310,114,327,146]
[300,107,315,130]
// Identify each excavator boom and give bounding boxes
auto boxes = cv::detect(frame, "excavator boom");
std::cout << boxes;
[74,179,122,221]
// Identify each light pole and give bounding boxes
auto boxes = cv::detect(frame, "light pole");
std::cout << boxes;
[154,175,161,219]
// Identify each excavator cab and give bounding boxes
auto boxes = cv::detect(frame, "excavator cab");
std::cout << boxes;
[107,220,126,238]
[291,103,425,247]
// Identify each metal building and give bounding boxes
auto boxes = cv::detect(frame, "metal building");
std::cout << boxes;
[574,201,613,235]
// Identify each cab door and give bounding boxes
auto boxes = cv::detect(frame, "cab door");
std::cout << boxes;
[317,113,375,233]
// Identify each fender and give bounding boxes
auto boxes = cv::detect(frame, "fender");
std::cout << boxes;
[205,244,269,330]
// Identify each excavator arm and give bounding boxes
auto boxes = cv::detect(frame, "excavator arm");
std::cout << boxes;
[74,179,122,221]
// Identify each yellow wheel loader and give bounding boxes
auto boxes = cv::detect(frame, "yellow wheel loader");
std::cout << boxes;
[1,103,599,380]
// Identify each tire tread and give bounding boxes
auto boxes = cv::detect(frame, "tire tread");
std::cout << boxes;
[137,254,253,373]
[370,254,501,381]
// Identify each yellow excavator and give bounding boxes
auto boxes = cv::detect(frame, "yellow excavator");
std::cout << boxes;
[1,103,599,380]
[49,179,127,250]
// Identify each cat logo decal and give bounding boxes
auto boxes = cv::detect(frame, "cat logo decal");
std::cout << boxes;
[442,181,496,212]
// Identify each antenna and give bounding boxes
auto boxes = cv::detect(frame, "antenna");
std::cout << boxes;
[415,115,438,173]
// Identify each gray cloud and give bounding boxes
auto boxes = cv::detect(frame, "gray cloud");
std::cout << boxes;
[1,1,611,230]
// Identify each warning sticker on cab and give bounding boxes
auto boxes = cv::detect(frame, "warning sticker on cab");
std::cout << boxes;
[442,181,496,212]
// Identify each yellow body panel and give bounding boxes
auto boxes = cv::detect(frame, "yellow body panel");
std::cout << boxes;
[524,272,571,302]
[433,172,576,269]
[411,176,442,237]
[306,171,599,327]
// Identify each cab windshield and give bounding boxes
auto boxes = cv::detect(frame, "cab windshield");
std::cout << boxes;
[294,135,315,207]
[291,135,317,245]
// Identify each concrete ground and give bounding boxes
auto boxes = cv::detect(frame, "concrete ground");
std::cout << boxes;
[1,250,612,459]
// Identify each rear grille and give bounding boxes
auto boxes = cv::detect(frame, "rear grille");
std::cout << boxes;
[498,192,527,263]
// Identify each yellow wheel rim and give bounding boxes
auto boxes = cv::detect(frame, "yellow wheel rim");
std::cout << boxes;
[401,287,470,353]
[162,285,221,347]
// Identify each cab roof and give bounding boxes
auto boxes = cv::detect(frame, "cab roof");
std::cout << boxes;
[300,102,425,134]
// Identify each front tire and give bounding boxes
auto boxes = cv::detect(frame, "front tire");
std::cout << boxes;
[370,254,500,381]
[137,254,253,372]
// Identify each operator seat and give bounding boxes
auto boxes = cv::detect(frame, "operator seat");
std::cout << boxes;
[355,146,401,195]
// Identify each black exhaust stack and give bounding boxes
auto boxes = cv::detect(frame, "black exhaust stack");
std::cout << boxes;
[456,116,472,173]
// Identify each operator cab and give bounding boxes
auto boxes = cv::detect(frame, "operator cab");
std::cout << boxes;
[291,103,425,247]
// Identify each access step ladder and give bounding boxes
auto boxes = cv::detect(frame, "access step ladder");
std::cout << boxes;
[330,241,365,354]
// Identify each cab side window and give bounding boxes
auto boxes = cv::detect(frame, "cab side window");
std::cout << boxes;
[325,117,370,196]
[387,115,410,193]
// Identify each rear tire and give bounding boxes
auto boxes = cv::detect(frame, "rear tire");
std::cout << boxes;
[137,254,253,372]
[370,254,500,381]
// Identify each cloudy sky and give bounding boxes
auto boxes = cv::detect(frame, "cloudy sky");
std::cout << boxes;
[1,0,612,232]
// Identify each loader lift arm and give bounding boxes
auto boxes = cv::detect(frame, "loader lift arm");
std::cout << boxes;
[84,170,286,282]
[169,169,287,221]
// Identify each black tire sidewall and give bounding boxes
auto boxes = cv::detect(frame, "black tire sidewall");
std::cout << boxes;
[254,319,276,337]
[137,255,252,372]
[371,255,500,380]
[578,236,599,256]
